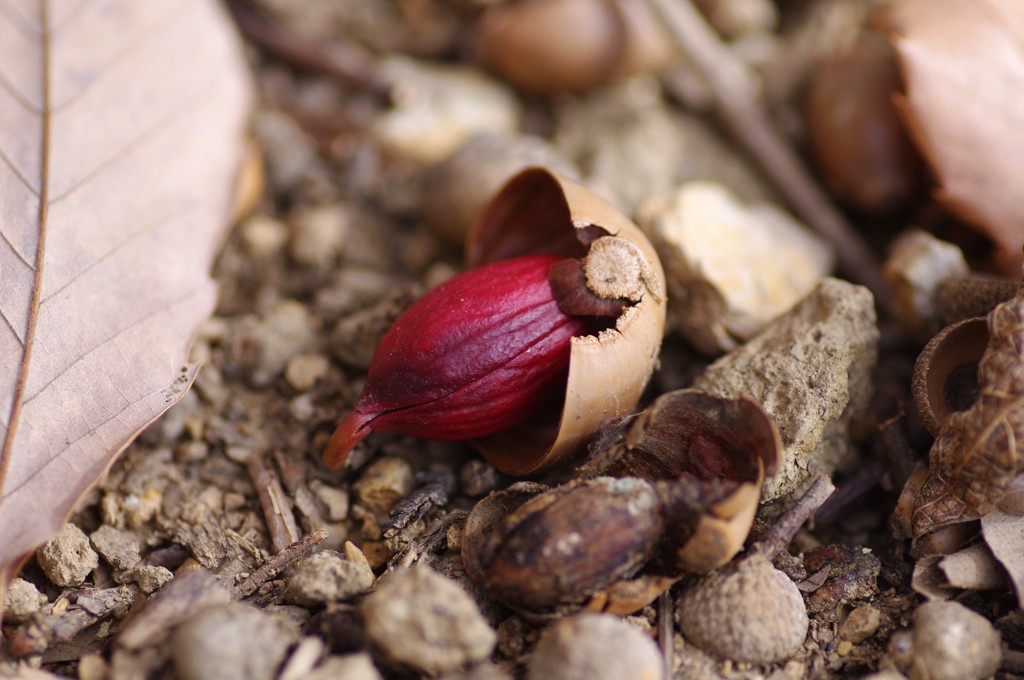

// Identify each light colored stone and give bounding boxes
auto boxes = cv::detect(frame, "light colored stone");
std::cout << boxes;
[172,603,297,680]
[284,353,331,392]
[361,566,496,676]
[285,544,375,606]
[290,204,350,268]
[372,55,521,164]
[641,181,834,354]
[36,524,99,587]
[354,457,415,516]
[890,600,1001,680]
[884,229,969,341]
[3,578,48,623]
[250,299,317,386]
[313,482,349,522]
[305,653,383,680]
[693,278,878,503]
[133,565,174,594]
[241,214,289,259]
[90,525,142,571]
[526,614,663,680]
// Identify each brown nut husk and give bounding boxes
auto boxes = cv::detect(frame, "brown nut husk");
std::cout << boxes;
[580,389,781,572]
[466,167,667,475]
[463,477,667,615]
[911,316,987,437]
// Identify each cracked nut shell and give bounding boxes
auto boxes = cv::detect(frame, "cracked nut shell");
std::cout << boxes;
[467,166,667,475]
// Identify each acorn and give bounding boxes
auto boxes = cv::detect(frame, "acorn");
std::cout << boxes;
[475,0,677,93]
[804,33,924,214]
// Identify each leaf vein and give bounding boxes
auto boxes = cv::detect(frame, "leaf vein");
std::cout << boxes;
[49,77,216,206]
[41,206,191,305]
[22,288,202,408]
[0,0,41,40]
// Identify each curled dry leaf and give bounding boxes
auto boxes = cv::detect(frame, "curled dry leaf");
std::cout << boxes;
[461,389,781,618]
[0,1,251,579]
[888,0,1024,273]
[466,167,667,475]
[912,293,1024,538]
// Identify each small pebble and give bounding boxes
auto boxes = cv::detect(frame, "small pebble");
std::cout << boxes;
[284,353,330,392]
[526,613,663,680]
[172,602,297,680]
[90,525,142,571]
[133,565,174,594]
[290,204,350,268]
[889,600,1001,680]
[305,653,383,680]
[251,300,317,386]
[839,604,881,643]
[313,482,350,522]
[36,524,99,587]
[361,566,496,676]
[241,214,289,259]
[353,457,415,516]
[286,544,375,606]
[3,578,48,623]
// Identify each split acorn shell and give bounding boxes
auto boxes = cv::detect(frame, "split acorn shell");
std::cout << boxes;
[467,167,667,475]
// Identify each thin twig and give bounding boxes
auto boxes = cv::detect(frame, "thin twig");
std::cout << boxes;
[231,529,328,600]
[248,452,301,554]
[7,585,140,656]
[227,0,391,100]
[814,457,887,526]
[752,475,835,560]
[643,0,892,312]
[658,589,674,680]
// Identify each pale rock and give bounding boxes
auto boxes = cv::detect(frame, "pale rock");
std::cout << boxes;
[284,353,330,392]
[641,182,834,354]
[285,544,375,606]
[884,230,969,341]
[290,204,350,268]
[36,524,99,587]
[361,566,496,676]
[172,603,297,680]
[241,214,289,259]
[372,56,521,164]
[3,578,48,623]
[693,278,878,503]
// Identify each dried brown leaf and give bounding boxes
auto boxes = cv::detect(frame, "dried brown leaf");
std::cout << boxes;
[981,510,1024,607]
[0,1,251,578]
[912,294,1024,537]
[889,0,1024,272]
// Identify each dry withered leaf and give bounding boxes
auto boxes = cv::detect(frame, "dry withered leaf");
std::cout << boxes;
[912,293,1024,537]
[981,510,1024,607]
[888,0,1024,273]
[0,1,251,579]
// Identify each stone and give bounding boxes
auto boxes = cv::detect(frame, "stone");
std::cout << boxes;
[90,525,142,571]
[133,565,174,594]
[285,544,375,606]
[290,204,350,268]
[36,524,99,587]
[3,578,48,623]
[172,603,297,680]
[526,614,663,680]
[693,278,879,503]
[640,181,834,354]
[361,566,496,675]
[284,353,331,392]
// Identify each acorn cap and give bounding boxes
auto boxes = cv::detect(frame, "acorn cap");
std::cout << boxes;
[676,554,808,664]
[466,167,667,475]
